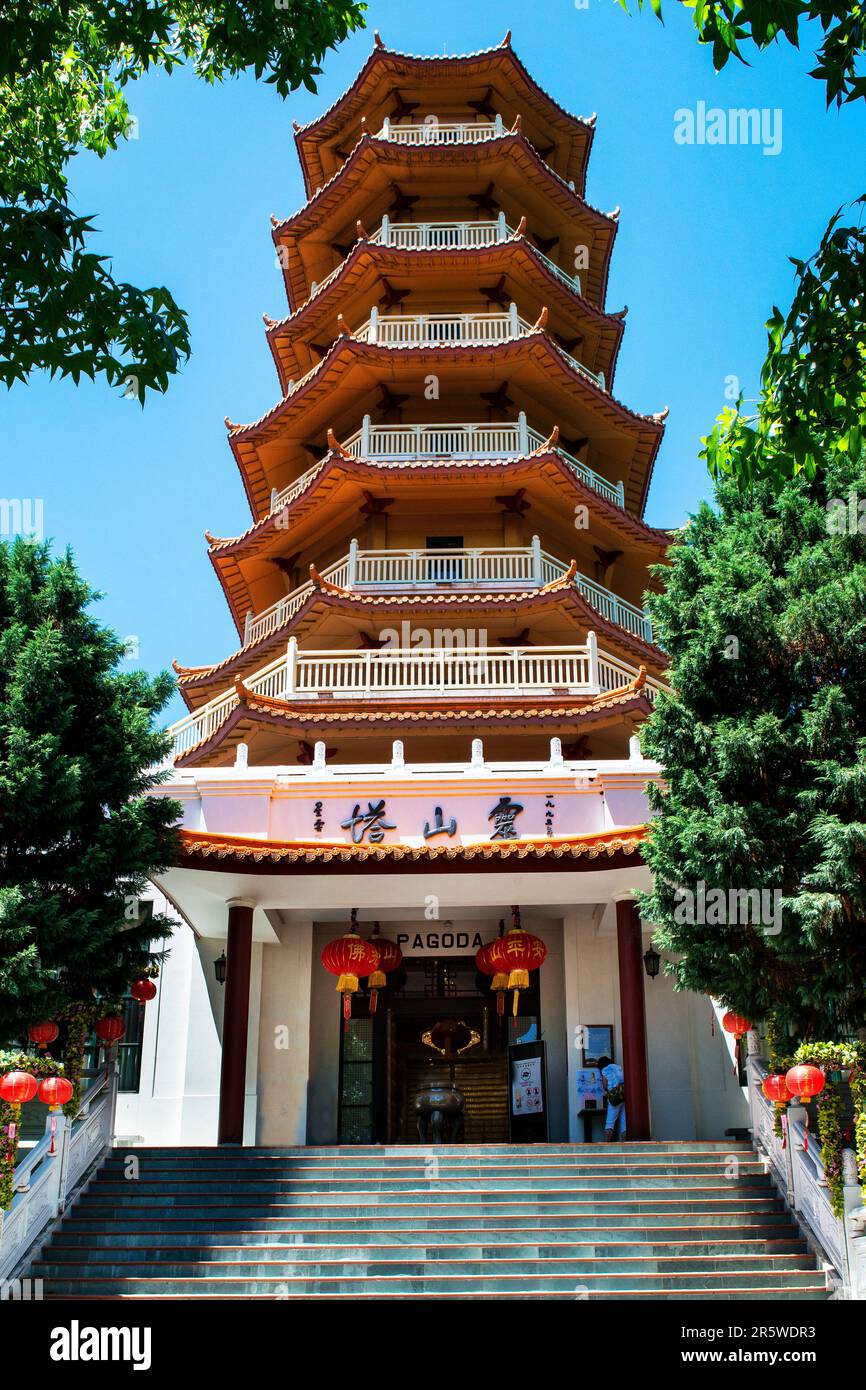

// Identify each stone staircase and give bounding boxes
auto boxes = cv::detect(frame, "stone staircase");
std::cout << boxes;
[32,1142,829,1299]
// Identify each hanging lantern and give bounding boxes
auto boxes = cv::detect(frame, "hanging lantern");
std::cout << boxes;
[95,1015,126,1046]
[0,1071,38,1104]
[785,1064,825,1103]
[721,1011,752,1040]
[366,923,403,1014]
[130,978,157,1003]
[762,1074,791,1104]
[28,1021,59,1050]
[37,1076,74,1110]
[486,906,547,1017]
[475,938,508,1020]
[321,910,380,1023]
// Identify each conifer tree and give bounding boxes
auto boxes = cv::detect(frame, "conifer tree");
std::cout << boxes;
[0,538,180,1036]
[639,210,866,1037]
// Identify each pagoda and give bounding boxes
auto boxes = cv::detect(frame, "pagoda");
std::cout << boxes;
[169,29,669,771]
[153,34,678,1150]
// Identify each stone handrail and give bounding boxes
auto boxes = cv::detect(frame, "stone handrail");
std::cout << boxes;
[0,1064,116,1286]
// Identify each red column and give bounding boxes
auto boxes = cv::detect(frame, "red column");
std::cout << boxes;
[218,900,254,1145]
[615,898,651,1140]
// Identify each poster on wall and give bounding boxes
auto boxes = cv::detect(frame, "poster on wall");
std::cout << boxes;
[575,1067,605,1112]
[508,1041,549,1142]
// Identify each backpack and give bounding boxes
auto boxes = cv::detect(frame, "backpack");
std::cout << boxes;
[606,1082,625,1106]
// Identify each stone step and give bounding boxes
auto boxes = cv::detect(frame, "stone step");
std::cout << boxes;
[37,1269,826,1295]
[43,1287,829,1301]
[69,1196,788,1218]
[95,1160,765,1179]
[82,1176,772,1195]
[34,1253,818,1279]
[121,1143,755,1158]
[60,1211,794,1234]
[47,1229,805,1251]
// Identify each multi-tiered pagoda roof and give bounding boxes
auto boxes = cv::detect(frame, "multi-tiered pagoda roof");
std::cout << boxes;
[167,31,670,772]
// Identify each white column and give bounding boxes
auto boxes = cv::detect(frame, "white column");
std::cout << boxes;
[586,629,599,690]
[361,413,372,456]
[380,213,391,246]
[508,301,519,338]
[256,919,314,1145]
[517,409,529,455]
[348,537,359,587]
[368,305,379,343]
[531,533,542,586]
[285,636,298,695]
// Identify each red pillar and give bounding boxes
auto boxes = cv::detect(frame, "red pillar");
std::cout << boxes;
[218,900,254,1145]
[615,899,651,1140]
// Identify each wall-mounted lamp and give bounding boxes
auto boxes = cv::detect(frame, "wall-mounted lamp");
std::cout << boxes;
[214,951,227,986]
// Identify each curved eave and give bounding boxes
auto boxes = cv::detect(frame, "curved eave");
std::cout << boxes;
[226,335,664,521]
[174,688,655,770]
[266,235,626,394]
[293,40,594,197]
[273,134,616,309]
[177,825,647,874]
[177,584,667,711]
[206,450,670,633]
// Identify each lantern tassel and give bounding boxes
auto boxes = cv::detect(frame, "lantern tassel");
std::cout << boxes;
[336,973,359,995]
[369,989,379,1015]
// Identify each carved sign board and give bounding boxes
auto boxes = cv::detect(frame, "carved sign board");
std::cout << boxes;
[394,928,499,957]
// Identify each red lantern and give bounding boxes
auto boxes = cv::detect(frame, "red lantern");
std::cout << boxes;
[366,924,403,1015]
[785,1064,825,1103]
[762,1074,791,1104]
[486,907,547,1017]
[37,1076,74,1110]
[476,939,508,1020]
[0,1071,38,1104]
[722,1011,752,1039]
[28,1021,59,1050]
[130,978,157,1003]
[95,1015,125,1045]
[321,911,380,1022]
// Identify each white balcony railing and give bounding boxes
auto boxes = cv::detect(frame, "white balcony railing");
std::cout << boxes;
[377,117,501,146]
[355,305,526,348]
[268,416,625,515]
[242,542,653,650]
[352,305,605,391]
[368,214,582,295]
[169,638,662,759]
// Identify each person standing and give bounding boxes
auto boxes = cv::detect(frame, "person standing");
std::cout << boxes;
[598,1054,626,1142]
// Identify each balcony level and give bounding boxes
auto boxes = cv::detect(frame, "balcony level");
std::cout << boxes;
[364,214,581,294]
[349,305,603,390]
[169,637,662,761]
[269,415,625,515]
[242,541,654,650]
[375,115,578,195]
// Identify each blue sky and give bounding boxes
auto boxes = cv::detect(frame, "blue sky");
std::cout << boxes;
[6,0,865,719]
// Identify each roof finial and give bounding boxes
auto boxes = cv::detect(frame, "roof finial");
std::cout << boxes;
[511,113,522,134]
[336,313,351,337]
[224,416,240,430]
[262,313,277,329]
[502,30,512,45]
[533,306,549,331]
[653,406,670,422]
[609,206,621,221]
[374,30,385,49]
[292,120,300,133]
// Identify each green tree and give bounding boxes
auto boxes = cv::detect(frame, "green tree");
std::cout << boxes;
[0,1,366,398]
[620,0,866,107]
[638,212,866,1036]
[0,538,180,1036]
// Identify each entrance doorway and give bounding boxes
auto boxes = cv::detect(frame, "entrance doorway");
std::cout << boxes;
[337,954,541,1143]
